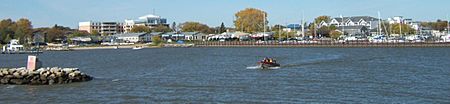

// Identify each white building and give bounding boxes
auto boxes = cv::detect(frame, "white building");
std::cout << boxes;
[387,16,420,30]
[124,14,169,33]
[113,32,150,43]
[320,16,380,30]
[2,39,24,52]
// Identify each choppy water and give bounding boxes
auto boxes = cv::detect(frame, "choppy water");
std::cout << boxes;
[1,48,450,103]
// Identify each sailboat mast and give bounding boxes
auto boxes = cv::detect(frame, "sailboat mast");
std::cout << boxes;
[263,12,266,41]
[302,11,305,37]
[378,11,382,35]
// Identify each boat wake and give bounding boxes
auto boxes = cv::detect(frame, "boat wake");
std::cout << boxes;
[246,66,281,70]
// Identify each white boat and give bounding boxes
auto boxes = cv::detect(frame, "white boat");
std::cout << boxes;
[132,46,143,50]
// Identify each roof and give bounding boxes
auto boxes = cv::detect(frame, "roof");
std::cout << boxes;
[337,26,368,30]
[113,32,147,37]
[183,32,200,36]
[332,16,379,23]
[139,14,160,19]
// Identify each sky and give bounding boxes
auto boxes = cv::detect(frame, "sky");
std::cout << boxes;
[1,0,450,29]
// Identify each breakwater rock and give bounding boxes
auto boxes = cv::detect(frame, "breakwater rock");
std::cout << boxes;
[0,67,93,85]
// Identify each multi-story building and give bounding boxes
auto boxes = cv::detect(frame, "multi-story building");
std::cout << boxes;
[124,14,169,33]
[319,16,380,35]
[78,21,124,36]
[387,16,420,30]
[319,16,380,30]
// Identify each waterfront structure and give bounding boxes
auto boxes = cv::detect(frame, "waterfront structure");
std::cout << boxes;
[319,16,380,30]
[387,16,420,30]
[124,14,169,33]
[184,32,207,41]
[336,26,369,35]
[78,21,124,36]
[79,14,169,34]
[112,32,153,43]
[2,39,24,53]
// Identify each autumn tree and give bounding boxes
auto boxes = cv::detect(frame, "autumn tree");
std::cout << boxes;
[131,25,151,33]
[46,24,65,43]
[151,25,172,32]
[234,8,268,33]
[392,23,416,35]
[314,16,331,25]
[180,22,212,34]
[15,18,33,44]
[329,30,342,40]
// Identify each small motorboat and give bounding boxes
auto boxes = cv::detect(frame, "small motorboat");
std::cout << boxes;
[258,58,281,69]
[132,46,143,50]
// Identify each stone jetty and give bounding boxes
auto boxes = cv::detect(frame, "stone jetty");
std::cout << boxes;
[0,67,92,85]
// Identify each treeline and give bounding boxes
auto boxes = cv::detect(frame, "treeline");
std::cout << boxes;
[421,20,448,31]
[0,18,92,44]
[130,22,228,34]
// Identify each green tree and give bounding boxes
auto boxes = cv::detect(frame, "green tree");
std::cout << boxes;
[90,30,100,36]
[4,34,12,43]
[314,16,331,24]
[151,35,162,45]
[131,25,151,33]
[0,19,16,43]
[234,8,268,33]
[330,30,342,40]
[151,25,172,32]
[219,22,226,33]
[180,22,211,33]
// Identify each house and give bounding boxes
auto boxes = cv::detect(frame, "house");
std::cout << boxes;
[320,16,380,30]
[184,32,207,41]
[162,32,185,40]
[112,32,152,43]
[337,26,369,35]
[2,39,24,52]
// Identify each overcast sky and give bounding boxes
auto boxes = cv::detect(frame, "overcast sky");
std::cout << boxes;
[1,0,450,28]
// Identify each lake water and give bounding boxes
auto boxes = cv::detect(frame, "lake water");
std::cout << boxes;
[1,48,450,103]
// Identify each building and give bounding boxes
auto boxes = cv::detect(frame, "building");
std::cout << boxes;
[112,32,154,43]
[184,32,207,41]
[124,14,169,33]
[79,14,170,34]
[320,16,380,30]
[336,26,369,35]
[78,21,124,36]
[387,16,420,30]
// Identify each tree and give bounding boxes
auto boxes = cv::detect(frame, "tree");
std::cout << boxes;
[330,30,342,40]
[15,18,33,44]
[317,26,332,37]
[421,20,448,32]
[219,22,226,33]
[151,35,162,45]
[314,16,331,24]
[234,8,268,33]
[151,25,172,32]
[90,30,100,36]
[180,22,211,33]
[4,34,12,43]
[0,19,16,43]
[46,24,65,43]
[392,23,416,35]
[130,25,151,33]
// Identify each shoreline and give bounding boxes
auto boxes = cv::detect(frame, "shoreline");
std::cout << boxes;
[45,43,450,51]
